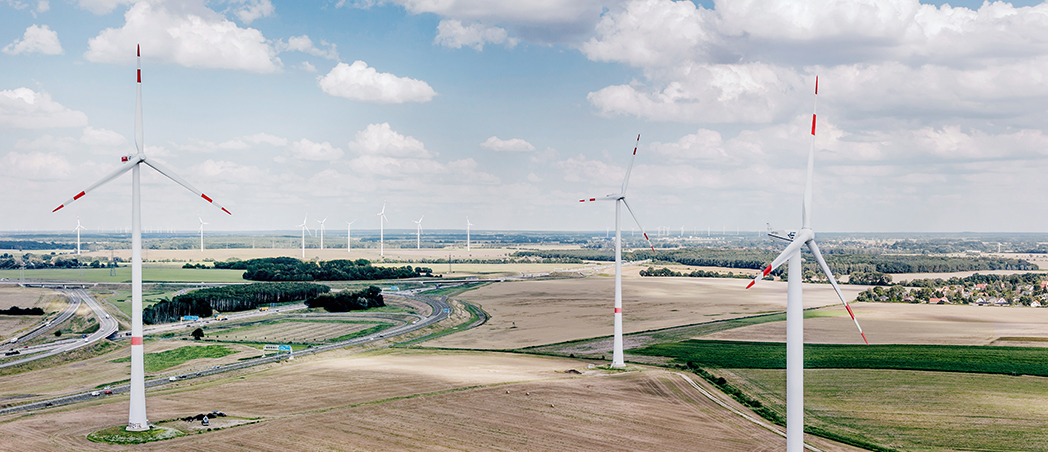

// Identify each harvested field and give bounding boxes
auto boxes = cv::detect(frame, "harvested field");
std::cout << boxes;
[428,277,867,350]
[723,367,1048,451]
[703,302,1048,346]
[205,319,386,344]
[0,350,864,451]
[0,287,62,340]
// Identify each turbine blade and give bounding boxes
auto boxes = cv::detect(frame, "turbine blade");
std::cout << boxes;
[620,197,655,253]
[52,159,138,212]
[142,157,230,215]
[803,76,818,229]
[621,134,640,194]
[807,239,868,344]
[745,231,811,289]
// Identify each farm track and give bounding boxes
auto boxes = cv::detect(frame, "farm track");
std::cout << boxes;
[0,290,454,416]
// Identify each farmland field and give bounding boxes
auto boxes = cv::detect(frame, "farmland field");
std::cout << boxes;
[721,368,1048,451]
[0,350,866,451]
[201,319,391,344]
[0,287,64,340]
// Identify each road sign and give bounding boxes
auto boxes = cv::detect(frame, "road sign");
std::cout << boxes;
[278,345,292,352]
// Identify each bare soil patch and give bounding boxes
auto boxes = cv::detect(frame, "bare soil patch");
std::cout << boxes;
[428,277,866,350]
[0,350,864,451]
[704,302,1048,345]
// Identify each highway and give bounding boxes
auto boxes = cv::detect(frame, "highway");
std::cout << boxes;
[0,290,458,415]
[0,289,119,369]
[4,291,80,348]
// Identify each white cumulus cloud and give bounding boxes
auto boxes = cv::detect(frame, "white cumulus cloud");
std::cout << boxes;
[0,88,88,129]
[84,1,281,73]
[348,123,432,158]
[80,126,127,147]
[288,138,344,161]
[0,151,72,180]
[243,132,287,146]
[281,35,339,60]
[228,0,273,25]
[435,20,517,50]
[480,136,534,152]
[3,24,62,55]
[317,61,436,103]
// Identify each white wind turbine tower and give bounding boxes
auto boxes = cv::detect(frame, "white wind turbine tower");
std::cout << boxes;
[73,217,86,254]
[198,216,208,252]
[296,216,313,258]
[316,217,327,250]
[377,203,389,257]
[745,77,868,452]
[346,220,356,253]
[680,225,685,238]
[52,45,230,432]
[414,215,424,249]
[466,217,473,252]
[579,134,655,368]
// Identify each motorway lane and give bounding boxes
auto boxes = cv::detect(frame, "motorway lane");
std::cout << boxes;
[3,292,80,350]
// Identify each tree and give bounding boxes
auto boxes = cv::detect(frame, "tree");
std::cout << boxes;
[191,327,204,340]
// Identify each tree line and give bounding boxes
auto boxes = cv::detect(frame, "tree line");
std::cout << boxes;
[143,282,330,324]
[0,306,44,315]
[212,257,433,281]
[305,286,385,312]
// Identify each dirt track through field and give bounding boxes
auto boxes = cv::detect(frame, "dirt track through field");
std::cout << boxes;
[0,350,864,451]
[429,277,867,350]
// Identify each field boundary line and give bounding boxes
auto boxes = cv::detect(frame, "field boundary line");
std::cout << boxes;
[674,372,823,452]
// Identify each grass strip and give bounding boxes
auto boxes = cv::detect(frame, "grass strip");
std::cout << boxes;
[110,345,235,373]
[87,425,184,444]
[636,339,1048,376]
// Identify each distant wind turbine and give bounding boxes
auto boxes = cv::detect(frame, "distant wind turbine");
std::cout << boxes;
[316,217,327,250]
[73,217,86,255]
[466,217,473,252]
[579,134,655,368]
[51,45,230,432]
[346,220,355,253]
[680,225,684,238]
[296,216,313,258]
[377,203,389,257]
[414,215,424,249]
[745,77,868,452]
[198,216,208,252]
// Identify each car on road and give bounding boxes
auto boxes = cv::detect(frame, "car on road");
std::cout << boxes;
[103,387,113,395]
[168,376,178,381]
[90,391,100,396]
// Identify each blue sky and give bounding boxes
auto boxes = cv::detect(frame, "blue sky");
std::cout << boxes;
[3,0,1048,234]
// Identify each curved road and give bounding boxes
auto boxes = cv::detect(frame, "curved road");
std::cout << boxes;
[3,292,80,350]
[0,289,118,368]
[0,290,454,415]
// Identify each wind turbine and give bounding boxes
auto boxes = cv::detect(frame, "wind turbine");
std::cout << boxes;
[745,77,868,452]
[296,216,313,258]
[414,215,424,249]
[197,216,208,252]
[51,45,230,432]
[466,217,473,252]
[377,203,389,257]
[680,225,685,238]
[579,134,655,368]
[73,217,86,254]
[316,217,327,250]
[346,220,355,253]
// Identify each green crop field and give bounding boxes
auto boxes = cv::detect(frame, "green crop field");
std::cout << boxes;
[0,267,246,283]
[110,344,236,373]
[634,340,1048,377]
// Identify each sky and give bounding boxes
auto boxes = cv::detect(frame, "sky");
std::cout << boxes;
[2,0,1048,234]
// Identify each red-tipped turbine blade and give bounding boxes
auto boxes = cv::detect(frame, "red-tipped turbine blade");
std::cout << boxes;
[807,239,868,344]
[621,198,655,253]
[52,159,138,213]
[142,157,231,215]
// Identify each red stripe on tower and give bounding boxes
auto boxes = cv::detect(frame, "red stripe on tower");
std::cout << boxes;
[201,194,213,203]
[131,336,143,346]
[614,308,621,313]
[811,114,817,136]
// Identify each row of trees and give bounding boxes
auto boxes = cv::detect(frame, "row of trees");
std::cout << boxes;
[213,257,433,281]
[639,267,750,279]
[143,282,330,324]
[305,286,385,312]
[855,273,1048,305]
[0,306,44,315]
